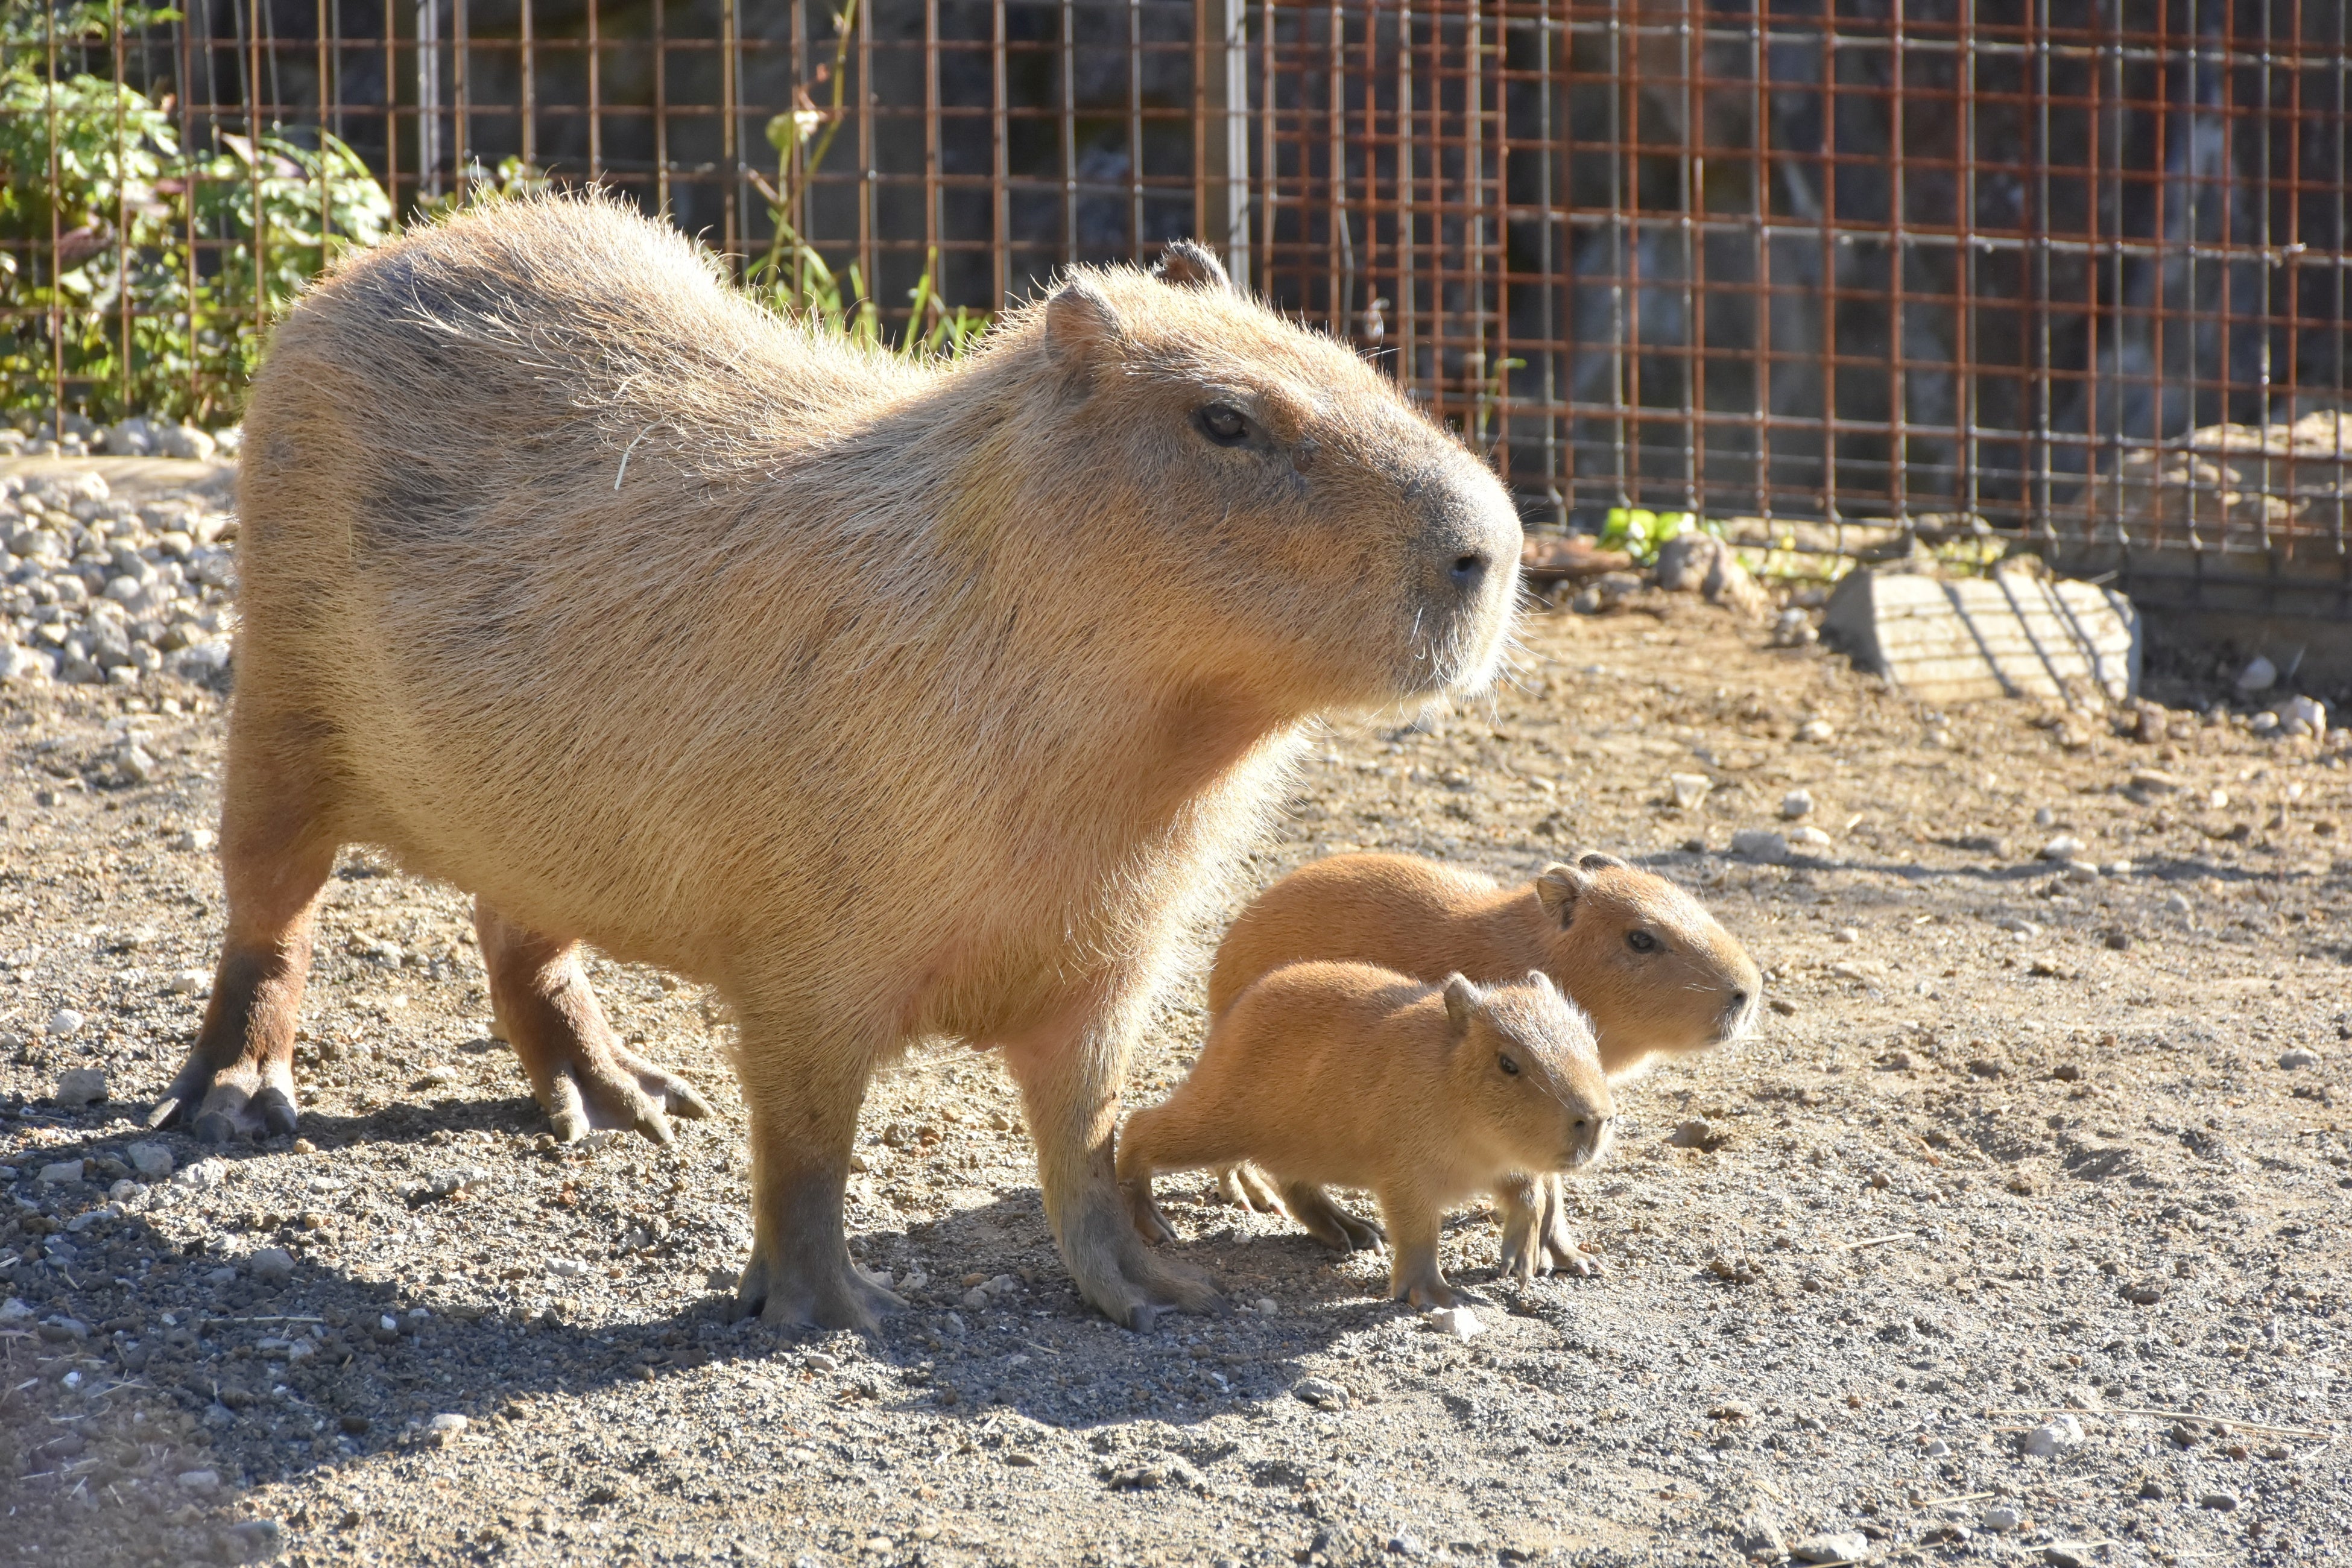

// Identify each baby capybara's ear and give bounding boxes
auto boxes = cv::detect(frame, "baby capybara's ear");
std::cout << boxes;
[1152,240,1232,292]
[1534,862,1593,927]
[1577,850,1629,871]
[1441,973,1480,1031]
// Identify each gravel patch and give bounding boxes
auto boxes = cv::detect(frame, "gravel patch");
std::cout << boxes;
[2,473,2348,1563]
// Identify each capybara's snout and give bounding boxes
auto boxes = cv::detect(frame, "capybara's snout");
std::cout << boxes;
[1562,1105,1616,1170]
[1406,460,1523,692]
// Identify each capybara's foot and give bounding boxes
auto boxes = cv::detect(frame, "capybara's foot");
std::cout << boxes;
[1398,1273,1462,1311]
[1060,1182,1227,1330]
[736,1241,905,1332]
[149,1053,300,1142]
[1123,1178,1178,1246]
[1215,1162,1285,1213]
[1498,1172,1596,1280]
[1282,1182,1386,1254]
[540,1037,714,1146]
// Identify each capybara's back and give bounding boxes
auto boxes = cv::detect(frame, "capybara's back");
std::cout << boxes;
[159,195,1525,1333]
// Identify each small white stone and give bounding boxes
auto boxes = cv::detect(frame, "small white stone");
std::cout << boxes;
[122,1142,174,1180]
[1668,772,1713,809]
[46,1008,84,1038]
[250,1247,296,1285]
[2037,835,2085,861]
[2278,1049,2320,1070]
[2277,694,2327,738]
[2234,656,2276,692]
[175,1468,220,1491]
[425,1412,469,1447]
[1993,916,2041,939]
[1730,828,1790,864]
[546,1257,587,1278]
[1780,789,1815,820]
[1978,1504,2021,1532]
[1430,1305,1484,1339]
[1796,719,1835,742]
[2019,1413,2085,1456]
[2164,892,2191,915]
[1253,1297,1279,1316]
[37,1159,85,1185]
[1791,1533,1870,1564]
[2063,859,2102,883]
[170,969,210,996]
[175,826,218,853]
[961,1286,991,1310]
[1789,825,1833,849]
[53,1066,107,1107]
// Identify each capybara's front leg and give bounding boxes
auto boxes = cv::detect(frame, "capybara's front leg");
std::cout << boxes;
[1009,993,1227,1330]
[1379,1191,1459,1310]
[734,1016,904,1332]
[475,901,712,1145]
[1496,1171,1597,1281]
[151,732,335,1142]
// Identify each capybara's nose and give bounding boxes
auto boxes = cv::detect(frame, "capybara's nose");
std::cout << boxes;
[1449,551,1490,593]
[1728,989,1749,1016]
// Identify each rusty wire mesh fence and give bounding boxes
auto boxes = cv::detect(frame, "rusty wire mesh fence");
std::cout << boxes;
[3,1,2348,609]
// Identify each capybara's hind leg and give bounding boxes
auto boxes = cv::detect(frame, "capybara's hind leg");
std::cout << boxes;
[1280,1182,1386,1254]
[475,901,713,1145]
[150,718,335,1143]
[733,1016,903,1332]
[1215,1162,1285,1213]
[1008,988,1227,1330]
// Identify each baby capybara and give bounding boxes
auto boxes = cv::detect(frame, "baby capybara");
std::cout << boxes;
[1119,963,1614,1309]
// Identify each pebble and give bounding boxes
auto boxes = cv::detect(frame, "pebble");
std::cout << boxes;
[1730,828,1790,864]
[1669,772,1713,809]
[1790,1531,1870,1563]
[1797,719,1835,742]
[2199,1490,2240,1511]
[803,1351,840,1373]
[2278,1049,2319,1070]
[177,826,218,853]
[1253,1297,1278,1316]
[1790,825,1833,849]
[1832,927,1859,944]
[175,1468,221,1491]
[45,1008,84,1038]
[2235,656,2276,693]
[547,1257,588,1278]
[1994,916,2041,939]
[1668,1118,1715,1148]
[2126,768,2183,794]
[2277,694,2327,738]
[168,1161,223,1193]
[37,1159,84,1185]
[2018,1413,2085,1455]
[1978,1504,2021,1532]
[2063,860,2101,883]
[250,1247,296,1285]
[1780,789,1815,820]
[169,969,210,996]
[0,1298,31,1324]
[52,1066,107,1107]
[1293,1377,1350,1409]
[2164,892,2192,915]
[1429,1305,1484,1339]
[426,1412,470,1447]
[2037,835,2084,861]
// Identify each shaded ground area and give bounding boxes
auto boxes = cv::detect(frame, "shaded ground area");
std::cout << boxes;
[3,590,2348,1567]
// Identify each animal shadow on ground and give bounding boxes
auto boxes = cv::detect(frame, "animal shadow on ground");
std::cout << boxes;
[5,1098,1491,1531]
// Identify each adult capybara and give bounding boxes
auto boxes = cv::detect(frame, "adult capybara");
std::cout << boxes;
[145,195,1522,1331]
[1205,850,1759,1278]
[1118,963,1614,1309]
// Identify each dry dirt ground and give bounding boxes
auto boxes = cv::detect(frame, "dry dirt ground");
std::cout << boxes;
[3,580,2349,1568]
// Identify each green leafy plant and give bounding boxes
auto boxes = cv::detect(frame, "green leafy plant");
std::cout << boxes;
[0,1,387,425]
[742,0,988,359]
[1599,506,1725,566]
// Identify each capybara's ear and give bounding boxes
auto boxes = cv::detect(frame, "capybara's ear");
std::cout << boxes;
[1535,862,1592,926]
[1045,276,1124,370]
[1526,968,1557,997]
[1577,850,1628,871]
[1152,240,1232,292]
[1442,973,1479,1031]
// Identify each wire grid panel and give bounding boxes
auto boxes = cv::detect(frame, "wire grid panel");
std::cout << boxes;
[1251,0,2351,577]
[0,0,1221,422]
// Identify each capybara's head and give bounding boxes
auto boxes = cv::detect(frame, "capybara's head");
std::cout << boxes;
[1532,853,1762,1072]
[984,241,1522,712]
[1442,971,1614,1172]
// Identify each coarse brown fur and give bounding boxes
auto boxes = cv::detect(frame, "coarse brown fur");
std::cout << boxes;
[144,196,1523,1332]
[1204,850,1760,1277]
[1118,963,1614,1309]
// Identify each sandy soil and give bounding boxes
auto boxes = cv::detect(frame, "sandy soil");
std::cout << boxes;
[3,586,2348,1568]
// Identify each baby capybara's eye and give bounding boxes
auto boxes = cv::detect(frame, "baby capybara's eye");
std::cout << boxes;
[1194,403,1251,446]
[1626,930,1658,953]
[1497,1054,1521,1076]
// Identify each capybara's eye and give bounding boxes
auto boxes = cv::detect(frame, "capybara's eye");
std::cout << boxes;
[1193,402,1253,447]
[1627,930,1659,953]
[1497,1054,1521,1076]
